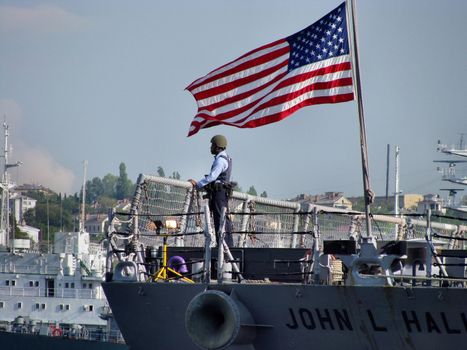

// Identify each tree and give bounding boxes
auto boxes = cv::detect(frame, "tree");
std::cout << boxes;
[116,162,133,200]
[86,177,104,203]
[170,171,181,180]
[157,166,165,177]
[260,191,268,198]
[102,173,118,198]
[247,186,257,196]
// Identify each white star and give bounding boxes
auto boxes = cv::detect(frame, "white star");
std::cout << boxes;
[340,48,345,53]
[337,16,342,22]
[322,48,327,53]
[338,27,343,33]
[334,45,338,50]
[318,54,322,59]
[321,37,325,42]
[311,50,315,55]
[326,30,331,36]
[333,34,337,39]
[331,24,336,29]
[329,52,334,57]
[316,43,320,49]
[327,41,332,46]
[338,38,344,43]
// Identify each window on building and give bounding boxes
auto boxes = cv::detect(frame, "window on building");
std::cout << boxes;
[88,283,92,289]
[35,281,39,287]
[66,304,70,310]
[0,301,4,308]
[65,283,69,288]
[71,283,75,289]
[17,302,22,309]
[89,305,94,311]
[11,280,16,286]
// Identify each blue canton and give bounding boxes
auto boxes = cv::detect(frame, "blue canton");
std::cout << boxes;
[286,2,350,72]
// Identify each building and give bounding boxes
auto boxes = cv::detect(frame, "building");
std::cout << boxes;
[17,224,40,242]
[291,192,352,210]
[9,193,37,224]
[84,214,108,235]
[372,194,424,213]
[417,194,446,214]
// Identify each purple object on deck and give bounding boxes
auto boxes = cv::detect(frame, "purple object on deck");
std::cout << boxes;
[168,255,188,273]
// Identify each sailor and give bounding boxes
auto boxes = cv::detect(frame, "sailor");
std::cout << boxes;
[189,135,234,247]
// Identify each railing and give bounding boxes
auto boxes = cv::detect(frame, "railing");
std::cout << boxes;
[112,174,466,249]
[0,286,103,299]
[0,327,125,344]
[0,264,61,275]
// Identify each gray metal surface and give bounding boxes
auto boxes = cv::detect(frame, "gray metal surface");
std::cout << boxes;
[0,331,127,350]
[103,281,467,350]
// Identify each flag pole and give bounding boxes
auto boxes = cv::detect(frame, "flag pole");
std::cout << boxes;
[346,0,373,238]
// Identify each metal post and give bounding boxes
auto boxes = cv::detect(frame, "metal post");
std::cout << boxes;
[291,206,301,248]
[217,207,227,284]
[312,206,321,284]
[394,146,400,239]
[177,188,194,247]
[203,204,212,284]
[425,209,432,284]
[347,0,373,237]
[300,204,312,248]
[238,199,250,247]
[385,144,390,198]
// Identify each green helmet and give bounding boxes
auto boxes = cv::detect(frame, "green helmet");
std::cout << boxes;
[210,135,227,148]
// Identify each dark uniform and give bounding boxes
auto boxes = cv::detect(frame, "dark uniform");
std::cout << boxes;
[189,135,234,247]
[206,154,233,247]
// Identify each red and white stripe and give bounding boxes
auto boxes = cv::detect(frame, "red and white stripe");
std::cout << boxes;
[186,39,354,136]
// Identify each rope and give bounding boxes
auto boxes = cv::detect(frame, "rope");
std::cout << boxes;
[112,230,204,237]
[114,210,362,217]
[433,232,467,241]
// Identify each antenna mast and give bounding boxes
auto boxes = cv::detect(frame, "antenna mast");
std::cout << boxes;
[79,160,88,232]
[0,120,22,249]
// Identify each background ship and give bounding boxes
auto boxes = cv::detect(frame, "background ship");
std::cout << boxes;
[0,122,127,349]
[435,134,467,214]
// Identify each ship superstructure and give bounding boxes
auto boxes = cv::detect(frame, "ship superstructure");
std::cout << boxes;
[102,174,467,350]
[0,122,126,348]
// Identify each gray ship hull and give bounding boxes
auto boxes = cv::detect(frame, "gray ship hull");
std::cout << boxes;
[102,281,467,350]
[0,330,128,350]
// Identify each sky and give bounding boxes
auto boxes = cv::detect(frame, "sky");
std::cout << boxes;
[0,0,466,201]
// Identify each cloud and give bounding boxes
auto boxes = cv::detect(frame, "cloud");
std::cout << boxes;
[14,146,75,194]
[0,4,89,34]
[0,99,75,194]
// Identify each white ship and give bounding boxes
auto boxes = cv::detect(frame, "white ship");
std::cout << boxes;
[0,122,127,349]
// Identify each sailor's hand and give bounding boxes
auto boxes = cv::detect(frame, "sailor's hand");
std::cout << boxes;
[188,179,197,187]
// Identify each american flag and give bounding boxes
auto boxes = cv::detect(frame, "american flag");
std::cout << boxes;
[186,2,354,137]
